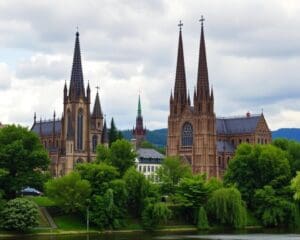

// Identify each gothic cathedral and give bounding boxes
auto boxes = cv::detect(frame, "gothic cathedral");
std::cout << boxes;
[167,20,272,178]
[31,31,108,176]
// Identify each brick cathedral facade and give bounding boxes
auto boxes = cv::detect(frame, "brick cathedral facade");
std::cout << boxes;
[167,21,272,178]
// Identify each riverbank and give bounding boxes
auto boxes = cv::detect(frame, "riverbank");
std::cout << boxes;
[0,225,266,238]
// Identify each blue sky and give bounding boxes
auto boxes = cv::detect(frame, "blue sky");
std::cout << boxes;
[0,0,299,130]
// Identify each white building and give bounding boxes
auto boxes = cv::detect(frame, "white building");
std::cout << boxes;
[135,148,164,181]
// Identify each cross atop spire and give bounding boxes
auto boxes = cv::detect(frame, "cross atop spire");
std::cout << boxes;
[196,15,210,101]
[199,15,205,26]
[178,20,183,31]
[173,21,187,106]
[95,86,100,92]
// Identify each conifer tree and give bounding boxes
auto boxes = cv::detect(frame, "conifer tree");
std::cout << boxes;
[109,118,118,146]
[197,207,209,230]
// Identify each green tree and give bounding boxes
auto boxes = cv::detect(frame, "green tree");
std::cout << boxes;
[177,175,209,208]
[109,118,118,146]
[291,171,300,200]
[207,187,246,229]
[197,206,209,230]
[273,139,300,175]
[123,167,155,216]
[95,144,111,163]
[45,172,91,213]
[224,144,291,207]
[254,185,297,227]
[142,202,172,231]
[90,188,124,229]
[157,156,192,194]
[76,162,119,195]
[0,198,38,232]
[0,125,50,198]
[110,139,137,175]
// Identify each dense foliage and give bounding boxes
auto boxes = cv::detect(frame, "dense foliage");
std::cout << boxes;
[197,207,209,230]
[0,198,39,231]
[207,187,247,228]
[224,144,290,207]
[157,156,192,194]
[0,125,50,198]
[45,172,91,213]
[142,202,172,230]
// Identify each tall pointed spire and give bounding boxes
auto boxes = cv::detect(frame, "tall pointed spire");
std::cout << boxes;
[137,94,142,117]
[69,31,85,98]
[196,16,210,100]
[92,90,103,118]
[174,20,187,105]
[101,119,108,145]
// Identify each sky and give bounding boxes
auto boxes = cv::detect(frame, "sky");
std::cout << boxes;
[0,0,299,130]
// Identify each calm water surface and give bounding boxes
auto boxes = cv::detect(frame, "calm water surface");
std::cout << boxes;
[2,231,300,240]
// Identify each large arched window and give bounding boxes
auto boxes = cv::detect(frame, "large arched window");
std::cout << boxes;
[181,122,193,146]
[67,109,72,138]
[92,135,97,152]
[77,109,83,150]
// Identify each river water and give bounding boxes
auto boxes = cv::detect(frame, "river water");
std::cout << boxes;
[2,231,300,240]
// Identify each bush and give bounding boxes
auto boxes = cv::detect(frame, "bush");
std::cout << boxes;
[207,187,246,229]
[142,202,172,231]
[0,198,39,231]
[45,172,91,213]
[197,207,209,230]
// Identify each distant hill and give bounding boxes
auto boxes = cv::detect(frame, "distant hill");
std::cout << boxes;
[121,128,300,147]
[272,128,300,142]
[121,128,167,147]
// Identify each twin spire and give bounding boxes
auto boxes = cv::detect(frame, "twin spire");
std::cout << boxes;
[172,17,213,111]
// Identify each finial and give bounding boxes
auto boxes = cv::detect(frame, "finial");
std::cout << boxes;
[95,85,100,92]
[199,15,205,27]
[178,20,183,31]
[53,110,56,118]
[76,26,79,36]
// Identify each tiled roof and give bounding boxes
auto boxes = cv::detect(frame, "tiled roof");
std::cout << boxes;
[31,120,62,136]
[217,141,235,153]
[137,148,165,159]
[216,115,261,135]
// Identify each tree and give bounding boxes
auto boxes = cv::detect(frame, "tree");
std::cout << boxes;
[110,139,137,175]
[273,139,300,175]
[109,118,118,146]
[254,185,297,227]
[142,202,172,231]
[197,207,209,230]
[45,172,91,213]
[0,198,38,232]
[76,162,119,195]
[157,156,192,194]
[177,175,209,208]
[0,125,50,198]
[207,187,246,229]
[224,144,291,207]
[95,144,111,163]
[291,171,300,200]
[90,189,122,229]
[123,167,155,216]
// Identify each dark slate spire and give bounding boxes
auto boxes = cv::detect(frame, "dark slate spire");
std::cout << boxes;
[101,119,108,144]
[196,16,210,100]
[174,21,187,105]
[137,94,142,117]
[69,31,85,98]
[92,91,103,118]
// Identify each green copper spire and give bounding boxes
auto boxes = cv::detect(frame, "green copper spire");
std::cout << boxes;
[137,94,142,117]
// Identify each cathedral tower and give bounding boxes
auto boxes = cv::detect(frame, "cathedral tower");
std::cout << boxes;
[167,19,218,177]
[61,31,102,173]
[133,95,146,148]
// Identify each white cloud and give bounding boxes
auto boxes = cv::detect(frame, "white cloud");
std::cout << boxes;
[0,0,299,131]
